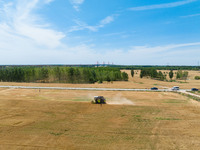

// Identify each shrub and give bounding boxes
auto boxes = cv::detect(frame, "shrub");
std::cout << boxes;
[195,76,200,80]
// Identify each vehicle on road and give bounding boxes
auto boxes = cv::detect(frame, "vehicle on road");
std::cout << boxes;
[172,86,179,91]
[91,96,106,104]
[191,88,199,91]
[151,87,158,90]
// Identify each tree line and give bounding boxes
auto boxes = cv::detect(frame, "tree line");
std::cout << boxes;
[0,67,128,83]
[140,68,166,81]
[139,68,189,81]
[1,65,200,71]
[118,65,200,71]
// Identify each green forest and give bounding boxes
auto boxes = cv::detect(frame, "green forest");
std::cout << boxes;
[0,67,128,83]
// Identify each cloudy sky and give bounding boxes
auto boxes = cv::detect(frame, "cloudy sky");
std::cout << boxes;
[0,0,200,65]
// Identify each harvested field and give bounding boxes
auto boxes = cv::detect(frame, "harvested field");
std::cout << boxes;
[0,88,200,149]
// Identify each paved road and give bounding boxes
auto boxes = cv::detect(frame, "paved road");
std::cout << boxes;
[1,85,199,100]
[0,85,191,92]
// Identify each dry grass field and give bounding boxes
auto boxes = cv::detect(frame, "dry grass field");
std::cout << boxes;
[0,70,200,149]
[0,88,200,149]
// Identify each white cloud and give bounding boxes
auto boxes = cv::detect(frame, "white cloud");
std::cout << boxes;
[69,0,85,11]
[0,0,65,49]
[100,16,114,25]
[0,1,199,65]
[104,32,126,37]
[69,15,116,32]
[181,13,200,18]
[129,0,197,11]
[71,0,85,5]
[129,42,200,54]
[44,0,54,4]
[101,42,200,65]
[0,20,200,66]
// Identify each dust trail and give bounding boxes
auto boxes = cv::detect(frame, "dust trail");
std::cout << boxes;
[87,93,134,105]
[107,94,134,105]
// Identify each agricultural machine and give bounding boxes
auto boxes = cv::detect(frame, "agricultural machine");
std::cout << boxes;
[91,96,106,104]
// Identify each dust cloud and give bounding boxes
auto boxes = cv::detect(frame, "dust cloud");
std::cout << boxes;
[107,94,134,105]
[87,93,134,105]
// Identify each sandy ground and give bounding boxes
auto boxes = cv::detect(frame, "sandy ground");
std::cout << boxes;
[0,70,199,89]
[0,88,200,149]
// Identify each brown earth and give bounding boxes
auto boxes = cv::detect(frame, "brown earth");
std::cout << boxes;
[0,88,200,149]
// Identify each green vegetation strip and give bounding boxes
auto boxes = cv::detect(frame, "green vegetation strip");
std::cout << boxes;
[179,93,200,102]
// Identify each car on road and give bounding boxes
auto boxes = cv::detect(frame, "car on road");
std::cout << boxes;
[151,87,158,90]
[172,86,179,91]
[191,88,199,91]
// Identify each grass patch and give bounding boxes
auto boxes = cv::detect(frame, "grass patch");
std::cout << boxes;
[163,99,185,104]
[72,98,91,102]
[176,81,188,83]
[132,114,150,122]
[179,93,200,102]
[189,91,200,94]
[134,115,141,117]
[156,117,180,120]
[121,114,126,117]
[50,132,64,136]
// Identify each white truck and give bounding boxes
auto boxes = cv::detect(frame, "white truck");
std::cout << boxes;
[172,86,179,91]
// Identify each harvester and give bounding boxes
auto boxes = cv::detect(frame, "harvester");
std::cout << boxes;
[91,96,106,104]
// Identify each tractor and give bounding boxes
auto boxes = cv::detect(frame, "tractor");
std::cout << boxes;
[91,96,106,104]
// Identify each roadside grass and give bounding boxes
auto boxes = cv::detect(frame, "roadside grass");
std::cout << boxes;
[177,81,188,84]
[189,91,200,95]
[179,93,200,102]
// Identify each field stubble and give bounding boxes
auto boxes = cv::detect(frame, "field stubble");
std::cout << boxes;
[0,70,200,149]
[0,88,200,149]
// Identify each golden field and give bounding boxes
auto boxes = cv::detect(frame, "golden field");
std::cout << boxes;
[0,70,200,149]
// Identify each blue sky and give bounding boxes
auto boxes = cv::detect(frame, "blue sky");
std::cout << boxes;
[0,0,200,65]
